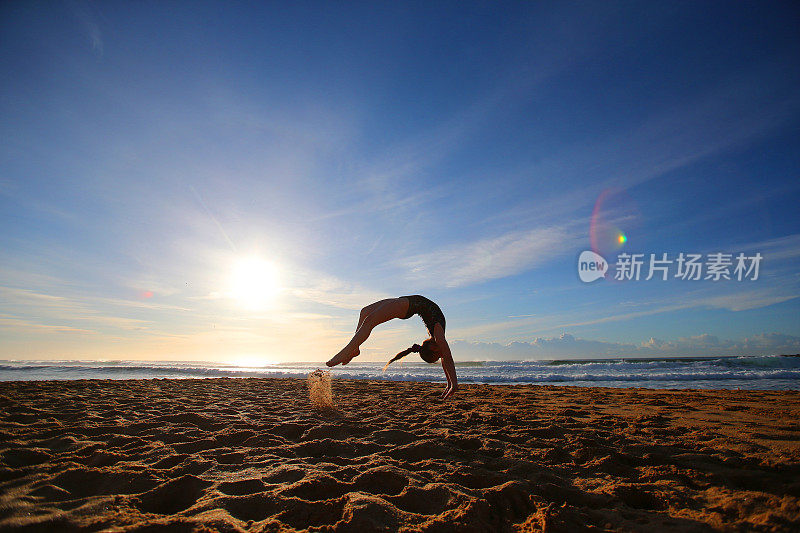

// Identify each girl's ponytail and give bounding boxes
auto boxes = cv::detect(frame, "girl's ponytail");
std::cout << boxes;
[382,343,421,372]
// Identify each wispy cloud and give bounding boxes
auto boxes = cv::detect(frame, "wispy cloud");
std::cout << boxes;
[488,62,800,230]
[403,223,583,288]
[451,302,690,340]
[451,331,800,360]
[451,281,800,341]
[699,290,798,312]
[741,233,800,263]
[0,316,97,335]
[71,1,104,58]
[285,270,391,311]
[391,63,800,293]
[311,17,608,227]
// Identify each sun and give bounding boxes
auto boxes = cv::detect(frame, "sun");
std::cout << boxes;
[228,256,280,310]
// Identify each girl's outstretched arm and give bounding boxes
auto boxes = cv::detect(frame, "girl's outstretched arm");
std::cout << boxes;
[433,323,458,399]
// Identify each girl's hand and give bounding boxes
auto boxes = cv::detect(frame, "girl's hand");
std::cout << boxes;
[441,383,458,399]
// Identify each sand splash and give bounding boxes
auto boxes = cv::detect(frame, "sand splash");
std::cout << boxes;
[307,369,335,411]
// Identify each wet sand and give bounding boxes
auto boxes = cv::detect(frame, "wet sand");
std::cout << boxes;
[0,378,798,532]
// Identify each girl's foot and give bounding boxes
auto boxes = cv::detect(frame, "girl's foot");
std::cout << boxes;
[326,348,359,367]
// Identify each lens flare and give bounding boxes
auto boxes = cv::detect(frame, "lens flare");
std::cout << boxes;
[589,188,641,257]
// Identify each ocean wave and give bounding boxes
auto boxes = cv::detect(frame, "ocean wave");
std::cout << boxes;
[455,370,800,383]
[0,363,309,379]
[1,357,798,389]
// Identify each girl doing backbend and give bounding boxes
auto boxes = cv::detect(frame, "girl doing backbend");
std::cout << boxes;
[326,295,458,399]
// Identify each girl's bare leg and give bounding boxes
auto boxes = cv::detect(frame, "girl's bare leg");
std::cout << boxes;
[326,298,408,367]
[328,302,382,365]
[355,300,382,331]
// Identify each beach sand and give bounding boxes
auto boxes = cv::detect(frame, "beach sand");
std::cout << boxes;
[0,378,798,532]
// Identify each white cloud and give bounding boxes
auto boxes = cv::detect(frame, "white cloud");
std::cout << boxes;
[451,281,800,341]
[0,316,97,335]
[451,331,800,360]
[741,233,800,263]
[285,270,391,311]
[403,225,580,288]
[699,290,799,312]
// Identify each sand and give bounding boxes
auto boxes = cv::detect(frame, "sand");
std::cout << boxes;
[0,378,798,532]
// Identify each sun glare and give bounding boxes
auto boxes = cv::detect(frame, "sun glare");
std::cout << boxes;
[229,256,280,310]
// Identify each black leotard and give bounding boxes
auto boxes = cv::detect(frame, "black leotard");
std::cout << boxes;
[400,295,445,335]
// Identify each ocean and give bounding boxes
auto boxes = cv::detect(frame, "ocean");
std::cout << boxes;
[0,355,798,389]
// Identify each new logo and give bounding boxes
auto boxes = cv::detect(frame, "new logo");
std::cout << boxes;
[578,250,608,282]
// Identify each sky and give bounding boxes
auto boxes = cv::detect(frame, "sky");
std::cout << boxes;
[1,1,799,363]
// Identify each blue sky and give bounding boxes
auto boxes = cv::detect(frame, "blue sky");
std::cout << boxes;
[1,1,799,362]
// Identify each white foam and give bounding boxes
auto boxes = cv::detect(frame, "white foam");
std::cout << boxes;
[1,356,798,390]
